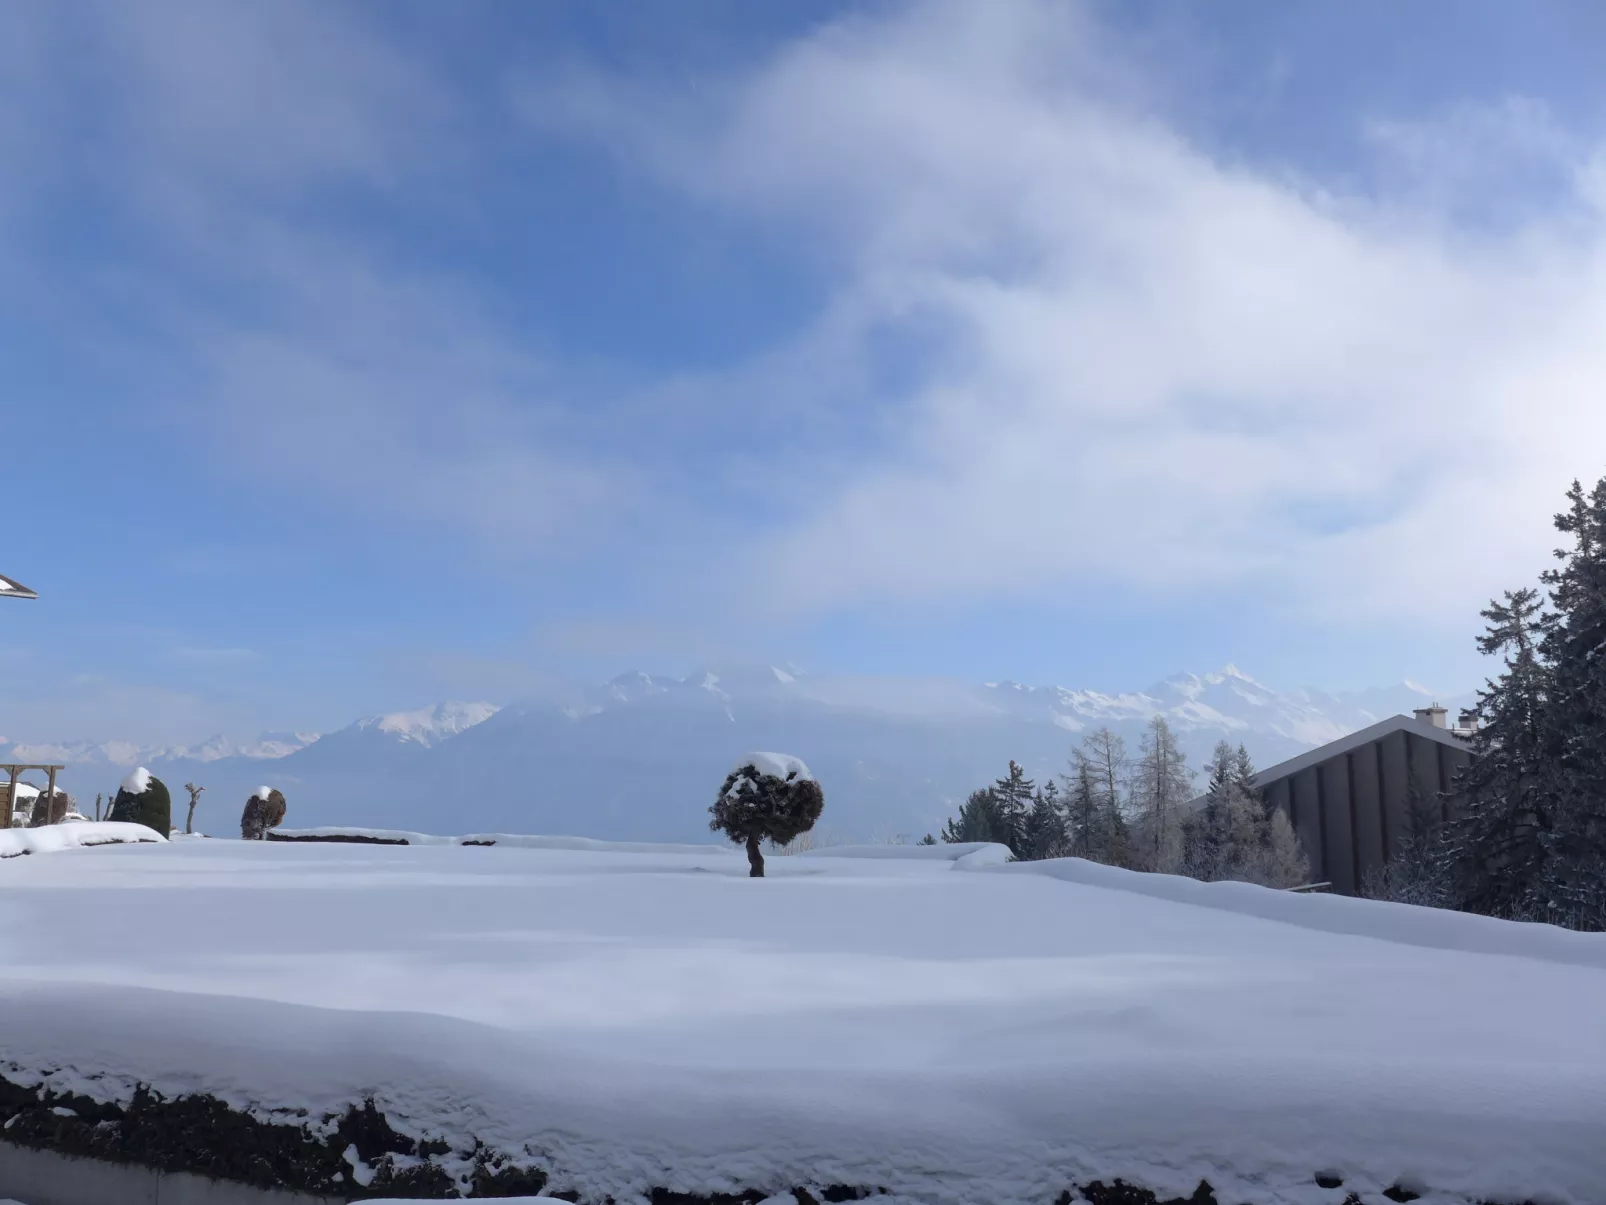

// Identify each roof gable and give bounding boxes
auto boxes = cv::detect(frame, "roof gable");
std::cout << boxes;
[1252,713,1471,788]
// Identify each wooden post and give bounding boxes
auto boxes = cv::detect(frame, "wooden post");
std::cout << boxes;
[46,766,58,823]
[2,767,15,829]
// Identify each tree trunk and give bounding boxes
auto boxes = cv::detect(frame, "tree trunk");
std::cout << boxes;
[745,834,765,878]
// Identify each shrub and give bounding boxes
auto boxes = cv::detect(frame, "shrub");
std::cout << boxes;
[107,768,172,836]
[241,788,288,840]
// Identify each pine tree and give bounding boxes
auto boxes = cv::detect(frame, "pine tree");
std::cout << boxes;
[941,788,1007,845]
[918,833,937,846]
[990,760,1035,858]
[710,757,825,877]
[1183,740,1236,880]
[1021,779,1066,861]
[1535,476,1606,927]
[1132,716,1194,874]
[1362,772,1449,906]
[1063,753,1101,860]
[1440,588,1558,921]
[1257,806,1311,888]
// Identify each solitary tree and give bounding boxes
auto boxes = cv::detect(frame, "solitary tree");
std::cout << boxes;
[183,782,205,835]
[710,754,824,878]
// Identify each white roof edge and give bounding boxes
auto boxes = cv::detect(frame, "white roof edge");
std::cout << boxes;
[1188,714,1472,809]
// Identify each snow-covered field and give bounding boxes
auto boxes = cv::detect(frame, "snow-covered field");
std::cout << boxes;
[2,837,1604,1204]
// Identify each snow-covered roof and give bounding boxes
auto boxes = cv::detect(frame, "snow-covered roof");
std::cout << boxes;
[0,841,1598,1204]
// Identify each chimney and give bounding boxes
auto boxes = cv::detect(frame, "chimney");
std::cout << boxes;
[1457,709,1479,733]
[1414,703,1448,729]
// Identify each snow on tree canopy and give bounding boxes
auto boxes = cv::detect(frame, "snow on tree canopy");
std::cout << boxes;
[252,786,275,802]
[727,752,813,786]
[121,767,152,795]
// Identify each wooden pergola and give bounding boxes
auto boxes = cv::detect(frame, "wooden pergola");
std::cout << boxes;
[2,765,64,829]
[0,571,38,600]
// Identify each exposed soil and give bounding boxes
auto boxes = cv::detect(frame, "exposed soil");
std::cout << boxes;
[265,833,412,846]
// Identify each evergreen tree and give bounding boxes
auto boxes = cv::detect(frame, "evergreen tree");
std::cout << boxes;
[918,833,937,846]
[1182,742,1309,888]
[1063,753,1102,860]
[107,768,171,836]
[990,760,1035,858]
[941,788,1007,845]
[1440,588,1558,921]
[1535,476,1606,927]
[1232,743,1259,807]
[1021,779,1067,861]
[1132,716,1194,874]
[1256,806,1311,888]
[1183,740,1236,880]
[1362,773,1450,906]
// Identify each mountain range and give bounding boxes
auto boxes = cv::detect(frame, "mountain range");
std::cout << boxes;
[0,667,1472,843]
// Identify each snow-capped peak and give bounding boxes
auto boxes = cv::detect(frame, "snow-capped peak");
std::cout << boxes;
[356,702,499,747]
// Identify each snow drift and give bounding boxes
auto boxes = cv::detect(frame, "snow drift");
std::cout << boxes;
[0,839,1601,1204]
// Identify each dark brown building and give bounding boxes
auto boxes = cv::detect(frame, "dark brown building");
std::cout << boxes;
[1247,710,1474,895]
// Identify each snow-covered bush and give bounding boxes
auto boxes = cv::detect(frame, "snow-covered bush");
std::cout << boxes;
[710,753,824,878]
[107,768,171,835]
[241,787,287,840]
[26,789,72,828]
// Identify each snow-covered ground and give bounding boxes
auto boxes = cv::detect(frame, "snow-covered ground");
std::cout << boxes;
[0,821,164,858]
[1,837,1603,1204]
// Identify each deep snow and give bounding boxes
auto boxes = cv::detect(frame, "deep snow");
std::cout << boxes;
[0,821,164,859]
[0,838,1603,1204]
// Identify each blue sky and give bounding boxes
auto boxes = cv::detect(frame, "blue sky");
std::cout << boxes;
[6,0,1606,743]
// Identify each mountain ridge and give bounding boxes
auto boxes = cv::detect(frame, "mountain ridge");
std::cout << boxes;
[1,666,1472,843]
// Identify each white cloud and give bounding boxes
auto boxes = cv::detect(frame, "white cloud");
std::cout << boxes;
[6,0,633,558]
[520,0,1606,630]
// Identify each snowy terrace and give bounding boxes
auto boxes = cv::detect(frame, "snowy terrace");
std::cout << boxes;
[0,834,1603,1205]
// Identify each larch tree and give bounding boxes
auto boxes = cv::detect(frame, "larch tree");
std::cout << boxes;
[1132,716,1194,874]
[1081,728,1134,868]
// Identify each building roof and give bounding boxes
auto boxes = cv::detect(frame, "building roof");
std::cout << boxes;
[1189,713,1473,809]
[0,572,37,599]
